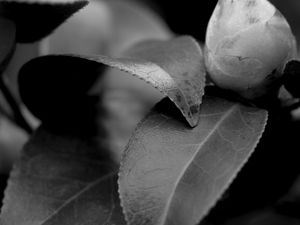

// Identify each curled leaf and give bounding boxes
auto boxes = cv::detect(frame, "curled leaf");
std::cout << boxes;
[18,55,106,123]
[118,96,268,225]
[0,0,88,43]
[19,36,206,127]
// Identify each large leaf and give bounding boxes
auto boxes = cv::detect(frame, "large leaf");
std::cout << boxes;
[0,126,126,225]
[118,95,268,225]
[0,0,88,43]
[19,36,206,127]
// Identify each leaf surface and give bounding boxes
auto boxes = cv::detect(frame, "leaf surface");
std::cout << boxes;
[19,36,205,127]
[119,96,268,225]
[0,126,126,225]
[0,0,88,43]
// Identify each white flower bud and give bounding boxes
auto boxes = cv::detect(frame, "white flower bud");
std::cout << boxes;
[205,0,297,99]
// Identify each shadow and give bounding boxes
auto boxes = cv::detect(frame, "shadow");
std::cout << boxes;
[203,110,300,224]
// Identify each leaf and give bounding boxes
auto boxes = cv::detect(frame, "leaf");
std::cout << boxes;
[18,55,106,123]
[100,86,162,162]
[4,42,41,100]
[0,16,15,73]
[0,114,28,173]
[0,16,16,126]
[118,95,268,225]
[0,0,88,43]
[41,0,172,56]
[103,0,172,56]
[0,126,126,225]
[19,36,206,127]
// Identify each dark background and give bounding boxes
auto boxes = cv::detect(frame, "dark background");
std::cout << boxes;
[149,0,217,42]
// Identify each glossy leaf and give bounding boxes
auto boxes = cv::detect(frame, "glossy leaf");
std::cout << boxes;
[119,96,268,225]
[0,0,88,43]
[0,126,126,225]
[19,36,206,127]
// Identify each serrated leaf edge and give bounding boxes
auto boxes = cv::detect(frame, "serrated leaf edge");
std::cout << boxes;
[193,108,269,224]
[117,104,268,225]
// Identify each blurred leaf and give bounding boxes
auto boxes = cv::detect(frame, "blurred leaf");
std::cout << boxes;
[19,36,205,127]
[41,0,172,56]
[4,43,40,100]
[0,16,19,129]
[0,126,126,225]
[0,17,15,73]
[103,0,172,56]
[0,115,28,173]
[119,96,268,225]
[99,87,159,162]
[0,0,88,43]
[39,0,113,56]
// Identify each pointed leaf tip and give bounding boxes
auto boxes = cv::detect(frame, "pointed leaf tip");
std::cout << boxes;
[119,96,268,225]
[19,36,206,127]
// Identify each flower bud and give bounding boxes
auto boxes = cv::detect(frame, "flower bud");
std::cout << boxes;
[205,0,297,99]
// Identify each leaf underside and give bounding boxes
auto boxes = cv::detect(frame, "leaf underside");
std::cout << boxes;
[0,0,88,43]
[119,95,268,225]
[19,36,206,127]
[0,127,126,225]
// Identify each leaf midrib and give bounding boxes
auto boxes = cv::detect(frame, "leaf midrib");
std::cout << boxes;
[39,172,115,225]
[160,104,238,225]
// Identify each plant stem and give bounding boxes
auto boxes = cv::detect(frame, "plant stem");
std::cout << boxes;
[0,78,32,134]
